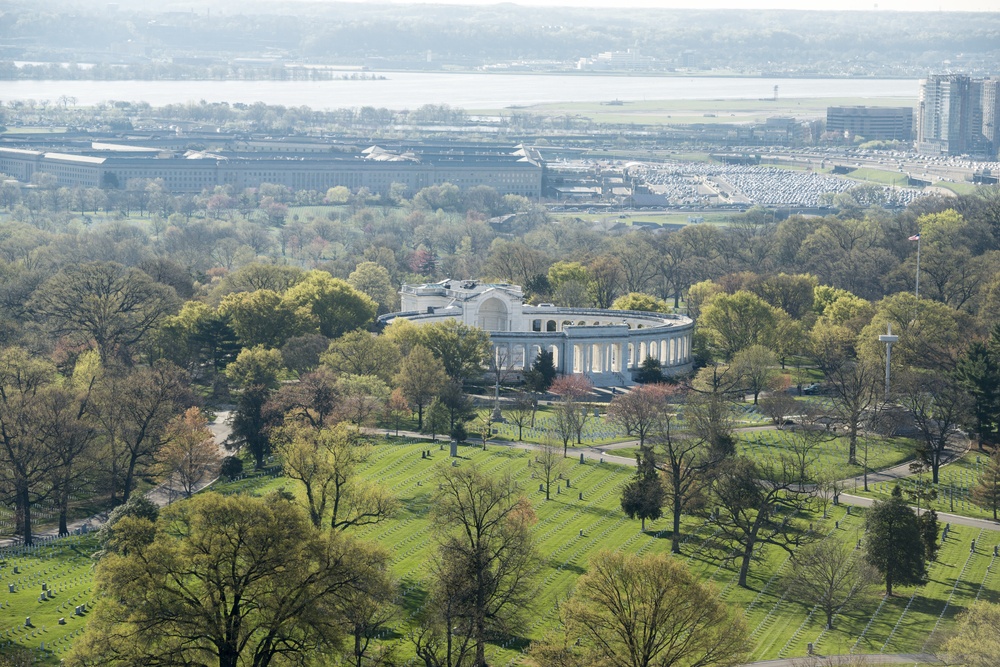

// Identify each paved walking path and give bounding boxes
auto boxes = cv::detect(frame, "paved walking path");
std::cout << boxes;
[0,410,234,548]
[741,653,939,666]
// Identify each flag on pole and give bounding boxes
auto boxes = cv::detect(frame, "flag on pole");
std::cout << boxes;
[908,234,921,241]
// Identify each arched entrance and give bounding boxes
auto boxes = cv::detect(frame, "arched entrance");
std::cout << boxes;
[477,298,509,332]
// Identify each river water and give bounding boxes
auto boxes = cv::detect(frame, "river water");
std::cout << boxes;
[1,73,918,109]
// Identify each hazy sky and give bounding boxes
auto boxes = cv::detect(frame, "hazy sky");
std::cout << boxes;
[376,0,996,10]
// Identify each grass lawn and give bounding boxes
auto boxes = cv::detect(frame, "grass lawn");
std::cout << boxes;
[2,127,69,134]
[549,210,732,227]
[852,451,999,522]
[472,405,633,446]
[739,430,916,483]
[0,534,100,662]
[935,181,979,196]
[287,204,351,220]
[5,438,999,663]
[844,167,910,187]
[505,96,917,127]
[611,430,915,481]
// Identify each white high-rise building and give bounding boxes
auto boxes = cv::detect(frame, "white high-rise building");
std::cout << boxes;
[982,78,1000,159]
[917,74,992,157]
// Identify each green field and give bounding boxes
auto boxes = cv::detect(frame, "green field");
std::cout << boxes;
[935,181,979,196]
[739,429,917,483]
[477,399,778,449]
[4,438,998,663]
[0,127,69,135]
[0,534,99,661]
[853,451,998,521]
[842,167,910,187]
[549,210,732,227]
[492,96,918,127]
[611,429,915,480]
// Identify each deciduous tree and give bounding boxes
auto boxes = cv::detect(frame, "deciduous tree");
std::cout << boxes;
[537,439,565,501]
[900,371,971,483]
[218,289,316,349]
[421,320,491,383]
[535,550,748,667]
[611,292,670,314]
[284,270,378,339]
[394,345,448,431]
[323,330,402,383]
[710,455,813,588]
[337,374,390,427]
[550,375,593,450]
[430,464,538,667]
[698,290,783,361]
[275,422,396,531]
[506,391,535,441]
[587,255,623,309]
[606,384,673,448]
[785,539,879,630]
[348,261,397,315]
[72,492,387,667]
[33,261,179,365]
[686,364,739,458]
[270,367,340,430]
[651,403,713,554]
[158,407,221,498]
[0,348,61,545]
[731,344,778,405]
[825,358,882,465]
[943,600,1000,667]
[759,391,798,429]
[36,383,98,535]
[92,361,192,503]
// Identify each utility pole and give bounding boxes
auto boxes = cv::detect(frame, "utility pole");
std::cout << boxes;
[909,233,921,298]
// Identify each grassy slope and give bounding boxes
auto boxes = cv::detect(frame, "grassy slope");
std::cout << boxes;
[5,438,998,663]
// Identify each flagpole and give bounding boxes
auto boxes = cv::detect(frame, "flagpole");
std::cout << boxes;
[915,234,920,299]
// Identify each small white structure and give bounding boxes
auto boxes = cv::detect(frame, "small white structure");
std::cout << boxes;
[383,279,694,388]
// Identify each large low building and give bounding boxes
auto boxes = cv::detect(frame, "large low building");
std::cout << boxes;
[826,106,914,141]
[0,141,544,197]
[381,280,694,388]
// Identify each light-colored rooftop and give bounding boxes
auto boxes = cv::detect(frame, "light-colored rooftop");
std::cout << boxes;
[42,152,106,165]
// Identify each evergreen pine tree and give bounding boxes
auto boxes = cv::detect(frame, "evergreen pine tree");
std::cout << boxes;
[919,509,939,562]
[636,356,663,384]
[956,330,1000,446]
[620,446,664,531]
[972,449,1000,520]
[524,349,557,392]
[864,485,926,596]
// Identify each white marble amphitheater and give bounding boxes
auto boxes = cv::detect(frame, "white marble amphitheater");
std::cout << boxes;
[380,280,694,387]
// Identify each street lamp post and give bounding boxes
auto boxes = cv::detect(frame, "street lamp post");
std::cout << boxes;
[878,324,899,397]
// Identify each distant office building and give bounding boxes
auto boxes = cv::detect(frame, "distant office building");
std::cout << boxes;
[679,50,700,69]
[917,74,989,156]
[576,48,658,71]
[825,106,914,141]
